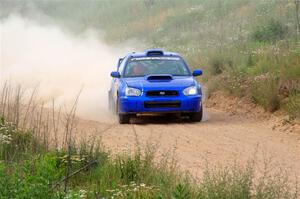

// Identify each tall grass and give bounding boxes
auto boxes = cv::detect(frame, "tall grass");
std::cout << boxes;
[0,82,65,152]
[282,93,300,120]
[0,83,298,198]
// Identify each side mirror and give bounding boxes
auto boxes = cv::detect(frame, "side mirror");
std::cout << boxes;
[117,58,123,69]
[111,71,121,78]
[192,69,202,76]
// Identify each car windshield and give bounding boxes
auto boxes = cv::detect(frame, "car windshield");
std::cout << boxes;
[124,57,190,77]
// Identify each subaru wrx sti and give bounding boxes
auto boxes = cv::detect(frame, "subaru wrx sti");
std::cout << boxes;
[108,49,203,124]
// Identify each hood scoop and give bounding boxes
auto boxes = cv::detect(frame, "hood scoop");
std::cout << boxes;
[146,74,173,81]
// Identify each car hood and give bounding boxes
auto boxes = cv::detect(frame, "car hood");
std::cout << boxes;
[123,76,196,90]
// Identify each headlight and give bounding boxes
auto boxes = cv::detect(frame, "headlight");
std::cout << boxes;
[183,86,198,96]
[125,87,142,96]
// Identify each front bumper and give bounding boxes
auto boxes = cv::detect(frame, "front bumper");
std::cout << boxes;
[119,95,202,114]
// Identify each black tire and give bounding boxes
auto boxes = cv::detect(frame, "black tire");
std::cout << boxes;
[118,114,130,124]
[189,106,203,122]
[116,96,130,124]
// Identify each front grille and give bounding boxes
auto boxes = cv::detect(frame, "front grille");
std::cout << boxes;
[146,90,178,97]
[144,101,181,108]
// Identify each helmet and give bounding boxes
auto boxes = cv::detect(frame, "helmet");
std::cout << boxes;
[132,63,144,76]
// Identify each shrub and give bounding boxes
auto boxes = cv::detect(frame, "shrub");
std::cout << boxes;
[251,75,280,112]
[197,163,253,199]
[252,19,287,43]
[282,93,300,120]
[218,70,250,98]
[197,161,298,199]
[209,57,224,75]
[0,117,45,162]
[206,76,222,98]
[0,119,299,199]
[0,154,62,199]
[0,162,11,197]
[209,55,233,76]
[172,183,192,199]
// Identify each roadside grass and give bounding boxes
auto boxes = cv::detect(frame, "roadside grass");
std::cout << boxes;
[206,38,299,114]
[0,84,299,198]
[282,92,300,120]
[1,122,299,199]
[0,128,298,199]
[250,75,280,112]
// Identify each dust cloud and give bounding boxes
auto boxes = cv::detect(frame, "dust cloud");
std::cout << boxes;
[0,16,132,121]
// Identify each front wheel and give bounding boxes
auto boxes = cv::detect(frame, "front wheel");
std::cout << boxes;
[189,106,203,122]
[118,114,130,124]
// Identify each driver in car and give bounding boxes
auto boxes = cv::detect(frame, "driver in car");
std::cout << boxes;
[132,63,145,76]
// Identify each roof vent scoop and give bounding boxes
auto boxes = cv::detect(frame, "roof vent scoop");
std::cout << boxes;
[146,74,173,81]
[146,49,164,56]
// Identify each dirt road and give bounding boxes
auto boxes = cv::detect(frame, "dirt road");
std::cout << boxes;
[78,104,300,180]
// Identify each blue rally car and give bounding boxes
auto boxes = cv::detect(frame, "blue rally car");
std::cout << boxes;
[108,49,203,124]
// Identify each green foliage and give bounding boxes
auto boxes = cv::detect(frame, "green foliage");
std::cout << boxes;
[252,19,287,43]
[251,75,280,112]
[118,154,142,183]
[214,69,249,98]
[209,56,225,75]
[172,183,192,199]
[283,65,300,80]
[254,168,298,199]
[0,117,298,198]
[0,154,63,199]
[0,162,10,197]
[0,117,45,162]
[282,93,300,120]
[197,164,253,199]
